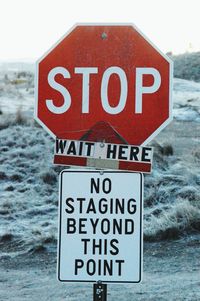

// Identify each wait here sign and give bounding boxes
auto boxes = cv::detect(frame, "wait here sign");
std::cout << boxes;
[57,170,143,283]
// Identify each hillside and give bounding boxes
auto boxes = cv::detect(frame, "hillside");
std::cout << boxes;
[171,51,200,82]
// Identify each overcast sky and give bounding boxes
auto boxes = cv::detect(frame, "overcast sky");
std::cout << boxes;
[1,0,200,61]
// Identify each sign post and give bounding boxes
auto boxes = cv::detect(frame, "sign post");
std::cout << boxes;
[93,281,107,301]
[35,23,173,300]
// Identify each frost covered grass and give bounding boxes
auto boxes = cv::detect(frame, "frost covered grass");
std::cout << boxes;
[0,111,200,256]
[0,113,60,255]
[144,199,200,241]
[0,57,200,256]
[144,138,200,241]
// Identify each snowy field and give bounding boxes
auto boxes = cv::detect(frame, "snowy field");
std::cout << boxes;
[0,61,200,300]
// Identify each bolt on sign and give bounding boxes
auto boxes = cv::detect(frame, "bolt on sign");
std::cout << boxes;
[58,170,143,283]
[35,24,173,172]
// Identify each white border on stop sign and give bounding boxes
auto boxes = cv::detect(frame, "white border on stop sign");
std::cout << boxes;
[34,22,173,146]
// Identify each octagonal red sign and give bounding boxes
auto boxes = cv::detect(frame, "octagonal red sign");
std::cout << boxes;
[35,24,173,145]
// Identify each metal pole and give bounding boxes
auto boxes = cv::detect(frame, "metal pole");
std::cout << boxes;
[93,281,107,301]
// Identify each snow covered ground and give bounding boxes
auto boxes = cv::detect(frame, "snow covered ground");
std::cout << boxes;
[0,61,200,300]
[173,78,200,122]
[0,61,200,247]
[0,62,34,114]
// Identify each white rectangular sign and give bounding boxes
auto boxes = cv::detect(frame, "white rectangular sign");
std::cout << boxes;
[57,170,143,283]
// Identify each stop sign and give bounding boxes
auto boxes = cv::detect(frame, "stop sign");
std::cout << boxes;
[35,24,173,145]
